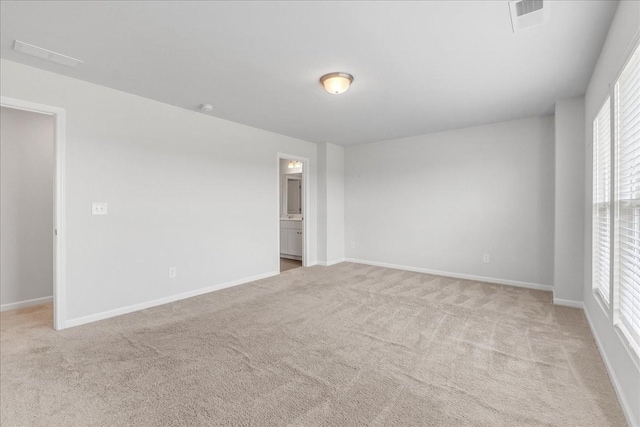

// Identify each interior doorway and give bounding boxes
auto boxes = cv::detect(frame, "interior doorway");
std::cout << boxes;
[278,155,308,272]
[0,97,66,330]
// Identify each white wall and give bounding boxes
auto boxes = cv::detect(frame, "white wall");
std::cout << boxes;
[345,116,555,287]
[326,143,345,263]
[0,59,318,324]
[553,96,585,304]
[0,107,54,309]
[582,1,640,425]
[317,142,345,264]
[317,148,328,262]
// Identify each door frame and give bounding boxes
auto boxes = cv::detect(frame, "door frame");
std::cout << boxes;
[277,153,309,270]
[1,96,67,330]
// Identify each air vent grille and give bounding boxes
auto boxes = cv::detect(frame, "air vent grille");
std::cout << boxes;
[516,0,544,17]
[509,0,549,33]
[13,40,83,68]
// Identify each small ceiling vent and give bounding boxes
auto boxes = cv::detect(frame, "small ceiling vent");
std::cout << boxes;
[509,0,550,33]
[13,40,83,68]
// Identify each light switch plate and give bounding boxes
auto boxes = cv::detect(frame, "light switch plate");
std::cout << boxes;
[92,202,108,215]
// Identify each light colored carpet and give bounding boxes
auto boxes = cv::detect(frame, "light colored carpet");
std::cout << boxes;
[0,263,626,426]
[280,257,302,272]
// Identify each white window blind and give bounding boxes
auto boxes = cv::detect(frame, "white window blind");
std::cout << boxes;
[594,99,612,304]
[615,43,640,350]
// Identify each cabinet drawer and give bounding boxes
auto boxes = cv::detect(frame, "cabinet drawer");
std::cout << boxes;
[280,220,302,230]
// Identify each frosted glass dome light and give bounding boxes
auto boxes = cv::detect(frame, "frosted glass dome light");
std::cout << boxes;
[320,72,354,95]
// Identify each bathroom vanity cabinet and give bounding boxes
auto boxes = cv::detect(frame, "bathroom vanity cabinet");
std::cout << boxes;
[280,219,302,258]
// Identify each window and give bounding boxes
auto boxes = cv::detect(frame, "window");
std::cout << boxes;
[614,43,640,350]
[593,98,611,304]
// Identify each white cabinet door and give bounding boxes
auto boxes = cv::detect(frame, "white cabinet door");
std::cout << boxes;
[280,228,288,254]
[287,229,303,256]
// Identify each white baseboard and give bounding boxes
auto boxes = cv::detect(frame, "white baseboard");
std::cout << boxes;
[317,258,345,267]
[344,258,553,292]
[0,296,53,312]
[583,306,637,427]
[552,297,584,309]
[65,271,279,328]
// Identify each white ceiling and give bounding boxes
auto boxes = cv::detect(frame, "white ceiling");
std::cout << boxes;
[0,1,617,146]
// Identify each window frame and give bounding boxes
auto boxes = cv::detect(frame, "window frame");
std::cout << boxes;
[592,95,614,312]
[592,36,640,365]
[612,40,640,359]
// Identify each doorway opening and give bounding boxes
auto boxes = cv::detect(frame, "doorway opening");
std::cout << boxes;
[0,97,66,330]
[278,155,307,272]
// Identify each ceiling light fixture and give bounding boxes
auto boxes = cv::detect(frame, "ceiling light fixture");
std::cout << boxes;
[320,72,354,95]
[288,160,301,169]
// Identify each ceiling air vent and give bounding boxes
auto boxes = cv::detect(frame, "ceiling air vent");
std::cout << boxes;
[13,40,83,68]
[509,0,550,33]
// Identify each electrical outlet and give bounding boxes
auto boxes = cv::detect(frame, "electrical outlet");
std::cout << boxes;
[351,241,356,249]
[483,254,490,263]
[92,202,108,215]
[168,267,177,278]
